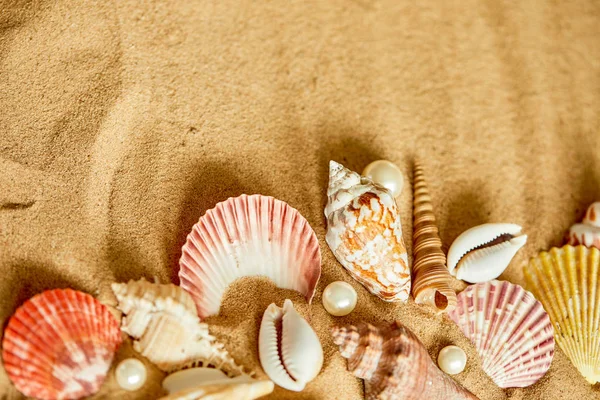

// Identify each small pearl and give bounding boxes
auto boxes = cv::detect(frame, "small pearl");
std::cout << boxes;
[362,160,404,198]
[437,345,467,375]
[322,281,357,316]
[116,358,147,391]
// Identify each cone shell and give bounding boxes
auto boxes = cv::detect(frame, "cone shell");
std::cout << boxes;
[325,161,411,302]
[258,299,323,391]
[411,162,457,313]
[2,289,122,400]
[179,194,321,319]
[448,280,554,388]
[332,321,478,400]
[524,245,600,384]
[112,278,245,375]
[567,202,600,249]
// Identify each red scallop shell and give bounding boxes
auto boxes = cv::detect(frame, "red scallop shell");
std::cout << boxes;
[2,289,122,400]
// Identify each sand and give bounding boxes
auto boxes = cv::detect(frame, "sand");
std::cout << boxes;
[0,0,599,398]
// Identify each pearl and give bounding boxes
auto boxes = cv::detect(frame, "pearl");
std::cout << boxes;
[437,345,467,375]
[362,160,404,198]
[322,281,357,316]
[116,358,147,391]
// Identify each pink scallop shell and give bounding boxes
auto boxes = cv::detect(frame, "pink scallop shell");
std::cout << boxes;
[448,280,554,388]
[179,194,321,319]
[2,289,122,400]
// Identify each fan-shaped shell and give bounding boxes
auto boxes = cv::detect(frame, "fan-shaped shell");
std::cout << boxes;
[524,245,600,384]
[448,280,554,388]
[332,321,477,400]
[411,161,457,313]
[179,194,321,319]
[325,161,411,302]
[112,278,245,375]
[2,289,122,400]
[258,299,323,391]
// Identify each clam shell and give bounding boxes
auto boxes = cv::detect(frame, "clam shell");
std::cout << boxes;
[332,321,478,400]
[411,161,457,313]
[567,202,600,249]
[448,280,554,388]
[258,299,323,391]
[325,161,411,302]
[179,194,321,319]
[2,289,122,400]
[112,278,245,375]
[447,223,527,283]
[523,245,600,384]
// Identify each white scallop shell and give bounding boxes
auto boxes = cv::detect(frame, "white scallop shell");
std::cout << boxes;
[179,194,321,319]
[258,299,323,391]
[448,280,555,388]
[447,223,527,283]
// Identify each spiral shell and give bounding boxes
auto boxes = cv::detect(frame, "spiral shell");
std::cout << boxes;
[411,162,457,313]
[325,161,411,302]
[567,202,600,249]
[332,321,478,400]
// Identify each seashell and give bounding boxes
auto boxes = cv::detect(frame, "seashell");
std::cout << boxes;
[523,245,600,384]
[332,321,478,400]
[448,280,555,388]
[447,223,527,283]
[325,160,411,302]
[179,194,321,319]
[411,161,457,313]
[566,202,600,249]
[2,289,122,400]
[112,278,245,375]
[160,368,274,400]
[258,299,323,391]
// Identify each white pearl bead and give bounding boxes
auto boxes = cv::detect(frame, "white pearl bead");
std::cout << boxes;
[362,160,404,198]
[437,345,467,375]
[116,358,147,391]
[322,281,357,316]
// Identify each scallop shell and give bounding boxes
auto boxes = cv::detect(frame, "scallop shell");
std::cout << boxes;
[2,289,122,400]
[523,245,600,384]
[258,299,323,391]
[567,202,600,249]
[160,368,274,400]
[447,223,528,283]
[411,161,457,313]
[448,280,554,388]
[325,160,411,302]
[332,321,478,400]
[112,278,245,375]
[179,194,321,319]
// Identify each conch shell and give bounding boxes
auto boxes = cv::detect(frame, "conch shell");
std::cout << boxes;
[567,202,600,249]
[325,160,411,301]
[112,278,245,375]
[332,321,478,400]
[411,162,457,313]
[258,299,323,391]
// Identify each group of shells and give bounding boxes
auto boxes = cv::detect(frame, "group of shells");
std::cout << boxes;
[2,158,600,400]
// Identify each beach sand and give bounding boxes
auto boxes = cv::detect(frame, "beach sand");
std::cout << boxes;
[0,0,599,398]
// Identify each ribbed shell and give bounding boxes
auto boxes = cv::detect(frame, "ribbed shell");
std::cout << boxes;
[448,280,554,388]
[179,194,321,319]
[524,245,600,384]
[112,278,245,375]
[2,289,122,400]
[332,321,478,400]
[411,162,457,313]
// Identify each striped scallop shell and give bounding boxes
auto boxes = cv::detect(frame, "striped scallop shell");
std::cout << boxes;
[179,194,321,319]
[448,280,554,388]
[2,289,122,400]
[524,245,600,384]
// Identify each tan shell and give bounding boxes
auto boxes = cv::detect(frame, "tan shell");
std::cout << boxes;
[332,321,478,400]
[325,161,411,302]
[112,278,245,375]
[158,380,274,400]
[411,162,457,313]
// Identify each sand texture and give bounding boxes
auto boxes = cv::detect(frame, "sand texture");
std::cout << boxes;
[1,0,599,399]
